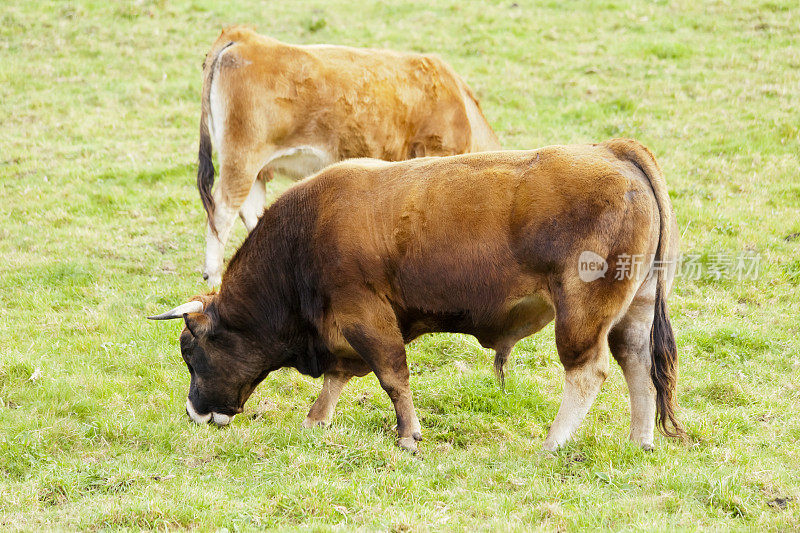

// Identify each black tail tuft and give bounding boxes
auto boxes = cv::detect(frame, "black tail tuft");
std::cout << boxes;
[650,283,686,440]
[197,124,216,235]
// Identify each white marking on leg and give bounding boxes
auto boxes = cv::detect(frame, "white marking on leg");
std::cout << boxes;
[209,48,228,149]
[302,373,351,428]
[203,200,238,287]
[623,353,657,449]
[186,398,211,424]
[239,179,267,232]
[543,353,609,451]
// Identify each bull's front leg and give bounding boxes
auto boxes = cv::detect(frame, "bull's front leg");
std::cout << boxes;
[303,372,353,428]
[342,317,422,453]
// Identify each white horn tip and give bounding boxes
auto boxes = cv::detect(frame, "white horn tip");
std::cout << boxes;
[147,300,205,321]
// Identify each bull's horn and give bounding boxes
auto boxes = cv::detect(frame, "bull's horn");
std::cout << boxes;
[147,301,204,320]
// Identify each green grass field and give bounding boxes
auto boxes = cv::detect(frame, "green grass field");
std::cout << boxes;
[2,0,799,530]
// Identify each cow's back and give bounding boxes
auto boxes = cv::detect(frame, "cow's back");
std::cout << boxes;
[210,27,490,160]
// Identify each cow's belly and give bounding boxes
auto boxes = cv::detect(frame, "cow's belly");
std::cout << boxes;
[267,145,333,179]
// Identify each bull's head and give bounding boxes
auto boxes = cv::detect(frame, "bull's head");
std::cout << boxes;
[148,297,269,426]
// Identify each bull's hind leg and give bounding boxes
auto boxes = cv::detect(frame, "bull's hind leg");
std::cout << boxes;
[609,284,658,450]
[543,324,611,452]
[203,157,263,286]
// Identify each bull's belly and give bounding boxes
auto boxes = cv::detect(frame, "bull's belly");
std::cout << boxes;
[397,293,554,349]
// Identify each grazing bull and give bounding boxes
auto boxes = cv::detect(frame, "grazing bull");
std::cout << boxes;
[151,139,685,452]
[197,26,501,286]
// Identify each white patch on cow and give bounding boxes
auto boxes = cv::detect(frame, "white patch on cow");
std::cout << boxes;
[212,412,232,426]
[209,47,228,150]
[460,87,501,152]
[542,355,608,452]
[346,158,393,169]
[203,201,238,286]
[302,44,339,50]
[186,398,211,424]
[267,146,332,179]
[238,180,267,232]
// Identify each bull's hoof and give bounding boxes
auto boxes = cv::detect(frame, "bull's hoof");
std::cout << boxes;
[641,443,655,452]
[541,440,559,453]
[301,417,329,429]
[397,436,419,453]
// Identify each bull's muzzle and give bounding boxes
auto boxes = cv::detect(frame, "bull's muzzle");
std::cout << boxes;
[185,398,234,426]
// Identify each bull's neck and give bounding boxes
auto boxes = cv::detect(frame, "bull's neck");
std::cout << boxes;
[216,187,325,362]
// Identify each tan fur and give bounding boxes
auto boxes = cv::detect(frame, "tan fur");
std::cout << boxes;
[197,26,501,284]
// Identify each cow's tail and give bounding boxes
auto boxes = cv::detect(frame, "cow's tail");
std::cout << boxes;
[455,77,502,152]
[197,41,234,237]
[603,138,686,440]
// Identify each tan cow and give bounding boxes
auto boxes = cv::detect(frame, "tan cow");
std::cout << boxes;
[151,139,685,453]
[197,26,501,286]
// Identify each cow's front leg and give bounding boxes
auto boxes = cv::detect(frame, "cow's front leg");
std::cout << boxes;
[303,371,352,428]
[342,314,422,452]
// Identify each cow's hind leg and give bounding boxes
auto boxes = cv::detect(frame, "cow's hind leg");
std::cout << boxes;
[203,157,263,286]
[609,284,658,450]
[238,170,269,233]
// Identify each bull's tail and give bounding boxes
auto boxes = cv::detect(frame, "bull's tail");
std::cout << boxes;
[197,40,234,236]
[603,138,686,440]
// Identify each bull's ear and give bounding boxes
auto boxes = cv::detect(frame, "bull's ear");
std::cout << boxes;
[184,312,213,339]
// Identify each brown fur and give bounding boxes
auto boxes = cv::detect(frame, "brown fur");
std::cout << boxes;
[162,139,682,449]
[197,26,500,234]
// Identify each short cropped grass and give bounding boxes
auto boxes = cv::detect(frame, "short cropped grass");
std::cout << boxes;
[1,0,799,530]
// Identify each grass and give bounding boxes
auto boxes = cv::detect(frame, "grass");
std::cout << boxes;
[1,0,799,530]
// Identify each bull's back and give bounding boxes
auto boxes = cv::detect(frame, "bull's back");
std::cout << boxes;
[310,146,656,310]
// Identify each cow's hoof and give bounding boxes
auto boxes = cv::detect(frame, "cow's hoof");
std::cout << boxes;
[301,417,329,429]
[204,272,221,287]
[641,443,655,452]
[398,436,419,453]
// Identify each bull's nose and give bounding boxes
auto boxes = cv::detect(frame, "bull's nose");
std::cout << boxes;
[185,398,211,424]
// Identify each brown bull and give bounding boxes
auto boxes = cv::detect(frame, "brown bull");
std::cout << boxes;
[197,26,501,286]
[152,139,684,452]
